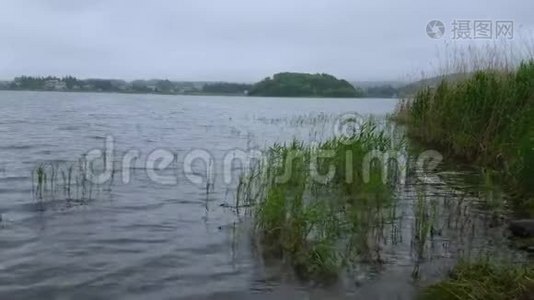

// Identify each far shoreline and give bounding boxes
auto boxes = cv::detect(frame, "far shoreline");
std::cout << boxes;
[0,89,397,100]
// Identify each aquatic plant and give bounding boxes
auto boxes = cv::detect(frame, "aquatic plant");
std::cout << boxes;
[420,260,534,300]
[32,155,114,207]
[412,187,437,260]
[397,60,534,209]
[237,120,404,280]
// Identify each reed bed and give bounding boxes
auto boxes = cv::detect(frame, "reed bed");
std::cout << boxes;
[398,46,534,298]
[237,121,405,280]
[397,60,534,208]
[420,260,534,300]
[32,154,115,207]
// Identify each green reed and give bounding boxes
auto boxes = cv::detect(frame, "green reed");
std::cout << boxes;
[413,188,433,259]
[237,121,404,280]
[420,260,534,300]
[32,155,113,206]
[397,60,534,209]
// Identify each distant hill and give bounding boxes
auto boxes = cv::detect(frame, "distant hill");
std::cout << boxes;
[397,73,471,97]
[201,82,252,95]
[349,74,472,98]
[347,81,405,99]
[249,72,364,98]
[350,81,406,89]
[362,85,399,98]
[0,76,216,95]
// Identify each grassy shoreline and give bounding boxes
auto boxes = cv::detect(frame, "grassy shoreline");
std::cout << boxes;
[395,57,534,299]
[395,60,534,211]
[420,261,534,300]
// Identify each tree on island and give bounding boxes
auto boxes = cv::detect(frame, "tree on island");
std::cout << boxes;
[248,72,364,98]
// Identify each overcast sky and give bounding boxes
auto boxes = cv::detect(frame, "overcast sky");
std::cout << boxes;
[0,0,532,82]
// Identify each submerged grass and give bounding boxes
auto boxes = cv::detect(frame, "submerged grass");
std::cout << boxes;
[237,121,404,280]
[420,261,534,300]
[32,154,114,207]
[397,60,534,209]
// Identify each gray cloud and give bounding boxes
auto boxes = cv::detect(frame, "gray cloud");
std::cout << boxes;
[0,0,532,82]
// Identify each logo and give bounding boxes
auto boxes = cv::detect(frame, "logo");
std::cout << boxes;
[426,20,445,39]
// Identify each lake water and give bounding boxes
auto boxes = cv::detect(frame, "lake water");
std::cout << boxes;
[0,91,525,299]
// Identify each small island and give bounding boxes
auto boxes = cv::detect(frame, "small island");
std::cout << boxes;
[248,72,364,98]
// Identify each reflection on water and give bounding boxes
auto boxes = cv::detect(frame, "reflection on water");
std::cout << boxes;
[0,91,526,299]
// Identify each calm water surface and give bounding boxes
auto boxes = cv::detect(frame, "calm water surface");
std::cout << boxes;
[0,91,525,299]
